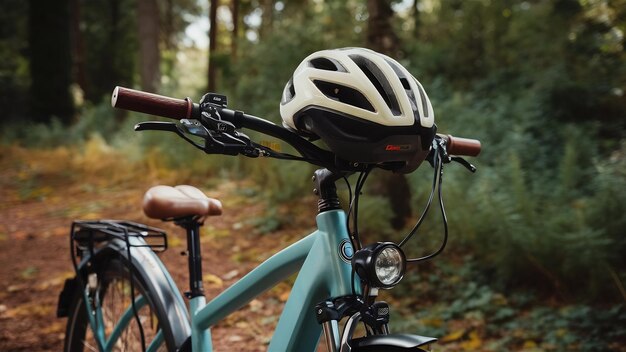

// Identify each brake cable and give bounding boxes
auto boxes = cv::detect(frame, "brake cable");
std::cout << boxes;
[406,148,449,263]
[346,166,373,251]
[344,177,370,298]
[250,142,319,163]
[396,137,451,263]
[398,141,441,248]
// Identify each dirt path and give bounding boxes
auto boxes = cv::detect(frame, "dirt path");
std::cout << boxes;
[0,148,318,351]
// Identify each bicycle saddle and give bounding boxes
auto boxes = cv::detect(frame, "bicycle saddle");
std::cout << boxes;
[143,185,222,220]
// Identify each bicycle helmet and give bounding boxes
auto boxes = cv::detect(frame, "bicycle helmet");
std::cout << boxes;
[280,47,436,173]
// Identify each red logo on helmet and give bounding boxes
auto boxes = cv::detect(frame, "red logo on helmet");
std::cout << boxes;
[385,144,410,151]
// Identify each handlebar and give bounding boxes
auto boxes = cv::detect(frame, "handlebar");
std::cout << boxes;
[112,86,336,166]
[438,134,481,157]
[112,86,199,120]
[111,86,481,167]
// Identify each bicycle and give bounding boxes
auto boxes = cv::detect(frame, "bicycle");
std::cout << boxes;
[56,85,481,352]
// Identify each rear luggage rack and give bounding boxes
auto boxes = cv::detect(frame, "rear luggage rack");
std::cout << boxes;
[71,220,167,252]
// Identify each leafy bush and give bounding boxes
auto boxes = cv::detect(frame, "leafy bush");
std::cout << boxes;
[392,81,626,303]
[1,102,123,148]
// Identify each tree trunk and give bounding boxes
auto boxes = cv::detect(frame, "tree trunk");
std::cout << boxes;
[367,0,400,56]
[165,0,175,51]
[161,0,176,77]
[137,0,160,92]
[366,0,411,230]
[70,0,87,95]
[28,0,74,123]
[260,0,273,39]
[231,0,239,61]
[208,0,218,92]
[412,0,421,38]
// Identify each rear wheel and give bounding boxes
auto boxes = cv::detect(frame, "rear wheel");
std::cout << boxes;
[64,254,178,351]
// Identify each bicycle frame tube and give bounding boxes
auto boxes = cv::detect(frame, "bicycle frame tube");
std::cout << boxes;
[191,209,358,351]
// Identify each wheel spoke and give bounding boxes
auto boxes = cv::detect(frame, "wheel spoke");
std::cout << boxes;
[65,259,169,352]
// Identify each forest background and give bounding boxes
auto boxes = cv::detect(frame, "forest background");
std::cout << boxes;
[1,0,625,350]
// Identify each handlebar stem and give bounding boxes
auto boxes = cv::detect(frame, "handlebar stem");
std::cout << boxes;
[312,169,343,213]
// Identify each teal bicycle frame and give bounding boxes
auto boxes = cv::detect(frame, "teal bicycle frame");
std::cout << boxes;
[83,208,359,351]
[191,208,358,351]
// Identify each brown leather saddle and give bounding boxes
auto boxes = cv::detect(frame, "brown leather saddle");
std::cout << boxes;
[142,185,222,220]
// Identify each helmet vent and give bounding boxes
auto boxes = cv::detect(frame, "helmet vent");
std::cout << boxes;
[349,54,401,116]
[384,58,425,119]
[313,80,375,112]
[288,78,296,99]
[414,79,429,118]
[309,57,347,72]
[400,78,411,90]
[281,77,296,105]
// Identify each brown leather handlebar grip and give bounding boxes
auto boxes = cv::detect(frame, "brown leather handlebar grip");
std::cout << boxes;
[441,134,481,157]
[111,86,192,120]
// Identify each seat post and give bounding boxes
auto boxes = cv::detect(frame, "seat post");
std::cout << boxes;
[176,217,205,299]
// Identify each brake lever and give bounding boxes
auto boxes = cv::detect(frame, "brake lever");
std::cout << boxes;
[450,156,477,173]
[134,121,180,133]
[135,120,209,153]
[179,119,258,157]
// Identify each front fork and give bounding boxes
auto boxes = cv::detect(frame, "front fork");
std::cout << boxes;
[317,294,437,352]
[316,293,391,352]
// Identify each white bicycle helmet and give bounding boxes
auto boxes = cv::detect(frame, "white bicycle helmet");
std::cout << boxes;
[280,47,436,172]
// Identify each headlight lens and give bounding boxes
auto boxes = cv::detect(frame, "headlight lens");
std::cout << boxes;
[352,242,406,289]
[375,246,404,286]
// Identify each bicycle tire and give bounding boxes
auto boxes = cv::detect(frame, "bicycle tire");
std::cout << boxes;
[64,247,186,351]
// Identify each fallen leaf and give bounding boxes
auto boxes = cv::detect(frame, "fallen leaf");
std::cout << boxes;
[4,303,53,318]
[227,335,243,342]
[203,273,223,288]
[52,226,69,237]
[41,321,65,334]
[278,289,290,302]
[420,317,444,328]
[222,269,239,280]
[460,331,482,350]
[249,299,264,312]
[523,340,538,349]
[441,329,465,342]
[235,321,250,329]
[82,212,101,220]
[168,236,183,248]
[12,230,29,240]
[20,266,38,279]
[270,282,292,302]
[491,289,507,301]
[260,316,277,326]
[35,271,75,291]
[7,284,26,292]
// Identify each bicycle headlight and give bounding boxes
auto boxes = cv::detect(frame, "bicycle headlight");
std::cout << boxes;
[352,242,406,289]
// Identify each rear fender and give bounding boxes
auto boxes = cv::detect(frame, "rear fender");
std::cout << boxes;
[58,238,191,348]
